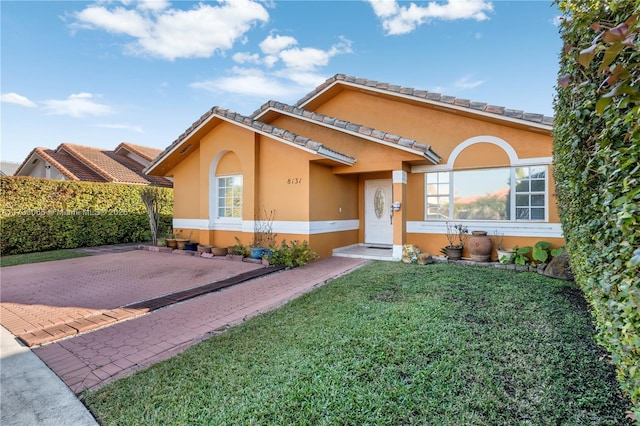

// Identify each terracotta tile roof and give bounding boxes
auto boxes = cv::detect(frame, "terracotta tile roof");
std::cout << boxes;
[146,107,356,174]
[15,144,172,187]
[252,101,441,164]
[294,74,554,126]
[43,148,108,182]
[14,147,107,182]
[59,144,172,186]
[114,142,163,162]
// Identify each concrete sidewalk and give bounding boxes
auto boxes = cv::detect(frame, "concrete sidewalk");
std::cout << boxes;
[1,326,98,426]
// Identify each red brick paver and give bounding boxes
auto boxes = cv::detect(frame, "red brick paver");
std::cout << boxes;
[1,251,263,344]
[33,256,369,393]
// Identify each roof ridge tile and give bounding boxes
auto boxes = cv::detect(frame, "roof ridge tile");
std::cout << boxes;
[292,73,554,126]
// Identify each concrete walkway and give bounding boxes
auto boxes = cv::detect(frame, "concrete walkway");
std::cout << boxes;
[1,326,98,426]
[1,248,369,425]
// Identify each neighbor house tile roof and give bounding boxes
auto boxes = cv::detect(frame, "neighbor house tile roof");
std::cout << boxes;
[14,143,172,187]
[294,74,555,126]
[114,142,163,162]
[19,147,106,181]
[252,101,441,164]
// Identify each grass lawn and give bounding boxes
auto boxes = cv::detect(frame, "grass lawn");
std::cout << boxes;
[83,262,632,425]
[0,249,90,267]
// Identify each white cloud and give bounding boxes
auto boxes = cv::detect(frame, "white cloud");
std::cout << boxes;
[137,0,170,12]
[368,0,493,35]
[454,75,485,90]
[96,123,144,133]
[278,36,352,71]
[233,52,261,64]
[191,67,303,99]
[42,93,114,118]
[1,93,37,108]
[259,33,297,54]
[72,0,269,60]
[74,6,149,38]
[191,34,352,104]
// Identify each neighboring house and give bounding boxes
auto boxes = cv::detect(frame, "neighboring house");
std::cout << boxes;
[0,161,21,176]
[15,142,172,187]
[145,74,562,260]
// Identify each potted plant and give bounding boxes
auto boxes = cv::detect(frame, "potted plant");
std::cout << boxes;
[175,230,192,250]
[211,247,227,256]
[493,230,515,262]
[166,230,178,249]
[250,207,276,259]
[197,244,213,254]
[444,222,468,260]
[230,237,246,260]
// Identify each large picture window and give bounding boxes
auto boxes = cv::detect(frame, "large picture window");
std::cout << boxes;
[425,166,547,221]
[217,175,242,219]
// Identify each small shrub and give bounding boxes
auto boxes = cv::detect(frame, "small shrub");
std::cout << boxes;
[268,240,318,268]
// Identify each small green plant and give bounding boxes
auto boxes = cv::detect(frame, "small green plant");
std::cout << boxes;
[232,237,247,256]
[532,241,566,265]
[512,245,532,265]
[268,240,318,268]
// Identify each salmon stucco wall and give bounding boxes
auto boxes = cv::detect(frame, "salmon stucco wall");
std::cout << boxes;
[256,136,312,221]
[171,147,200,222]
[313,89,551,161]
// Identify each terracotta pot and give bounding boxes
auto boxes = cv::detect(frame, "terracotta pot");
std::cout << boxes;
[211,247,227,256]
[468,231,492,262]
[167,238,178,249]
[197,244,212,253]
[445,246,463,260]
[176,239,189,250]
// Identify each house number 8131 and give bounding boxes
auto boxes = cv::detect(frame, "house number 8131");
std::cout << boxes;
[287,178,302,184]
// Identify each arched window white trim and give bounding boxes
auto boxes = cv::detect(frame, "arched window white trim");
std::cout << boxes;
[419,136,552,223]
[209,151,243,230]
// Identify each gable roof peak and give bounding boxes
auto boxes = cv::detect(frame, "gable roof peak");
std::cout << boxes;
[295,74,554,127]
[258,101,440,164]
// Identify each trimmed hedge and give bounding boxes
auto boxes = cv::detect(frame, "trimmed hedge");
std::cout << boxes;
[554,0,639,417]
[0,177,173,255]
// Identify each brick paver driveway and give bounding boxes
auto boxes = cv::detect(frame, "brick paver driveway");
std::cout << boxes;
[1,250,369,393]
[0,251,263,345]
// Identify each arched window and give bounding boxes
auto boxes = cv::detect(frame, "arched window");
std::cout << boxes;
[423,136,550,222]
[216,175,242,219]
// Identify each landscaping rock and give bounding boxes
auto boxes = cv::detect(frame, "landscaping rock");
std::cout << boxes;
[417,252,433,265]
[402,244,420,264]
[541,251,574,281]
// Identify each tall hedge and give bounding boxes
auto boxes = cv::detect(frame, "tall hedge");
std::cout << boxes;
[554,0,639,417]
[0,177,173,255]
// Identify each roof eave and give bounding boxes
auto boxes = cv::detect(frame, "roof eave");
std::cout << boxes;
[297,77,554,132]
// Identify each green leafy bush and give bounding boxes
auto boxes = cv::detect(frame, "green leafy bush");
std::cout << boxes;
[554,0,639,416]
[268,240,318,268]
[0,177,173,255]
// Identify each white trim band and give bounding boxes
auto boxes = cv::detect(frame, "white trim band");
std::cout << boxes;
[406,221,564,239]
[173,219,360,235]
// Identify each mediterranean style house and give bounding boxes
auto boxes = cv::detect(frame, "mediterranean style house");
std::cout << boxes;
[15,142,172,187]
[146,74,562,260]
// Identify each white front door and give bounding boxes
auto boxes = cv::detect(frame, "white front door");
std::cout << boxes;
[364,179,393,245]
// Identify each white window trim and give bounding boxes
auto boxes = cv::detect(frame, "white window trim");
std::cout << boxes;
[214,174,243,223]
[424,165,549,223]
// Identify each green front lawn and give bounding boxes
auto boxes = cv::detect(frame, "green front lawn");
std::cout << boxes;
[0,249,89,267]
[84,262,632,425]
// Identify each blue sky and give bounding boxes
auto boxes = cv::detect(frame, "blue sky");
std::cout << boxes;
[1,0,562,163]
